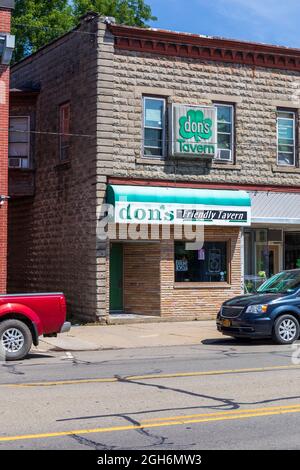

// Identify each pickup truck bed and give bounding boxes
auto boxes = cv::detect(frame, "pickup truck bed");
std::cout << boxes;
[0,292,70,361]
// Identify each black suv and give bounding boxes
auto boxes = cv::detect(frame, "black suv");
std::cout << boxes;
[217,269,300,344]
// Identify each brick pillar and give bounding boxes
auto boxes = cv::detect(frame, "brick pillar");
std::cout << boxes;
[0,5,13,293]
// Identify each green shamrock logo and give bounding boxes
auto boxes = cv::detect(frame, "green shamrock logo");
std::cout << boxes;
[179,109,212,142]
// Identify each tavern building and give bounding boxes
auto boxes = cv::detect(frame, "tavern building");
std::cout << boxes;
[7,13,300,322]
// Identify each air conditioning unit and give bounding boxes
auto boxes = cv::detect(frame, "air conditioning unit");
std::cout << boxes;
[215,149,232,161]
[268,229,283,243]
[9,157,22,168]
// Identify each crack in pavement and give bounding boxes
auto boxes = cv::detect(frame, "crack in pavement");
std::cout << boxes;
[120,413,168,448]
[70,433,116,450]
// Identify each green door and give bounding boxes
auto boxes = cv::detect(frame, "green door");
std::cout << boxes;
[109,243,123,311]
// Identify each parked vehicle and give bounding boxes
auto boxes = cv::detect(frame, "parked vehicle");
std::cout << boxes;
[0,293,70,360]
[217,270,300,344]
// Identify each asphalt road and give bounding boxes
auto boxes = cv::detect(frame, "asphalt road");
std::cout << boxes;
[1,337,300,450]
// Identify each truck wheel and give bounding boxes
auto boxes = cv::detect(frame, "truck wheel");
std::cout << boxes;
[0,320,33,361]
[272,315,300,345]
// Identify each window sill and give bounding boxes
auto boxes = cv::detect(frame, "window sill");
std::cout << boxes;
[272,165,300,174]
[136,157,165,165]
[210,162,241,170]
[173,282,232,289]
[54,160,71,170]
[136,158,241,169]
[8,167,35,172]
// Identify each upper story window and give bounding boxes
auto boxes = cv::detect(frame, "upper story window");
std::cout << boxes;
[143,97,166,158]
[277,110,296,166]
[215,104,234,162]
[9,116,30,168]
[59,102,71,162]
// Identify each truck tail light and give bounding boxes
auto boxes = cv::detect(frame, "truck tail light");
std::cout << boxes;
[59,295,67,317]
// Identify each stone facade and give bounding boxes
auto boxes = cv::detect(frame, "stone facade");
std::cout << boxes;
[8,16,300,321]
[9,14,100,320]
[110,51,300,185]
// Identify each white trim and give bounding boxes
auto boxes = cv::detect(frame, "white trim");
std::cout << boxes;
[214,103,234,162]
[142,96,166,159]
[9,115,30,168]
[252,217,300,225]
[276,110,296,167]
[240,228,245,292]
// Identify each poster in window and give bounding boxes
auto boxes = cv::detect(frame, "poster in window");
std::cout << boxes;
[176,259,188,272]
[208,249,221,273]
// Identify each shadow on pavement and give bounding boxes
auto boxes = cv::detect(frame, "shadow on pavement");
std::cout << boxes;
[201,337,275,346]
[26,352,55,360]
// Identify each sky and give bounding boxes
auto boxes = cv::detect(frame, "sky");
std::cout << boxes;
[147,0,300,49]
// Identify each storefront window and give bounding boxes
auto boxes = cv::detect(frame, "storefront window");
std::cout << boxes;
[285,233,300,270]
[244,228,284,293]
[174,241,228,283]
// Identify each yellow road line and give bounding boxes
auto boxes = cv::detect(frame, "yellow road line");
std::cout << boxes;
[1,404,300,442]
[140,403,300,423]
[5,377,119,387]
[127,364,300,381]
[3,364,300,388]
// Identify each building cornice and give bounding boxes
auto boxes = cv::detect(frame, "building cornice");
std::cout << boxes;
[109,24,300,72]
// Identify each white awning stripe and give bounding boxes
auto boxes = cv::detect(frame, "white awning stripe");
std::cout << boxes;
[250,192,300,224]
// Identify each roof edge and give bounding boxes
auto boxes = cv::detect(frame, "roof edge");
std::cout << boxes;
[0,0,14,10]
[109,24,300,72]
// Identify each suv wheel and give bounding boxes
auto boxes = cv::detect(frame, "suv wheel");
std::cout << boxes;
[273,315,300,345]
[0,320,32,361]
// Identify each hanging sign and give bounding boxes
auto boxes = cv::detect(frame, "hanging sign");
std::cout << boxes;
[170,104,217,158]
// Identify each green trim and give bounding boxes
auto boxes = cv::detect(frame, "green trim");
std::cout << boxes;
[107,185,251,207]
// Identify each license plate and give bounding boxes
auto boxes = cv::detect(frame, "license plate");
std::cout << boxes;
[222,319,231,327]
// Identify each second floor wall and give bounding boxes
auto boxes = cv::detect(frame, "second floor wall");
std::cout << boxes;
[9,16,300,192]
[108,28,300,186]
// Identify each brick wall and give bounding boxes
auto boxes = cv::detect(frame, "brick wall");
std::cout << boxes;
[9,15,100,320]
[120,227,240,319]
[123,242,160,316]
[161,227,241,319]
[0,5,12,293]
[0,8,11,32]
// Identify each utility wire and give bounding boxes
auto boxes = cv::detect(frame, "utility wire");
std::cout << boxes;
[4,128,283,148]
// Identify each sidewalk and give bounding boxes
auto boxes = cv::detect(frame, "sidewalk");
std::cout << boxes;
[37,320,222,353]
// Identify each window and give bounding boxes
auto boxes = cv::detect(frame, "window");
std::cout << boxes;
[277,110,296,166]
[215,104,234,161]
[285,232,300,270]
[174,241,228,283]
[143,97,166,157]
[59,102,71,161]
[9,116,30,168]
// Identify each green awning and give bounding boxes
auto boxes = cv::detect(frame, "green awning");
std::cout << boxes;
[107,185,251,226]
[107,185,251,207]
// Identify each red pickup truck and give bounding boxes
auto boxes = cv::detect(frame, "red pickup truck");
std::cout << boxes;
[0,293,70,361]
